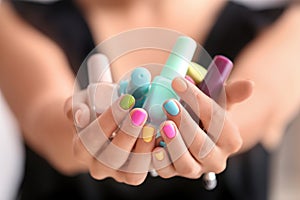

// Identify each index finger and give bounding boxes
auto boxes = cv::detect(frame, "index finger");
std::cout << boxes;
[171,76,218,130]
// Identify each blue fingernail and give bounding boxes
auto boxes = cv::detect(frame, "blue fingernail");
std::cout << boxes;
[163,100,179,116]
[159,141,166,147]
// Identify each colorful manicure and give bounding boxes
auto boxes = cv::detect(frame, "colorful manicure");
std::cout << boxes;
[142,126,154,143]
[163,100,179,116]
[154,151,164,161]
[131,109,147,126]
[120,94,135,110]
[162,123,176,139]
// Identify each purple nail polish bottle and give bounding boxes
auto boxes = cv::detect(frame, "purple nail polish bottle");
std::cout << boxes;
[197,55,233,100]
[196,55,233,190]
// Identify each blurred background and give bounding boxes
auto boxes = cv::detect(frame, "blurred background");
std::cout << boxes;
[269,113,300,200]
[0,92,24,200]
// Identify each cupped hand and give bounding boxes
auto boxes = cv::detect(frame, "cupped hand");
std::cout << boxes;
[65,88,156,186]
[151,76,253,179]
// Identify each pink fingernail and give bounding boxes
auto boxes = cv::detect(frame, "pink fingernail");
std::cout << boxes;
[131,109,147,126]
[163,123,176,139]
[185,75,195,85]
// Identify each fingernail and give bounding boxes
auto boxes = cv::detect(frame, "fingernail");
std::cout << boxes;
[162,123,176,139]
[154,151,164,161]
[163,100,179,116]
[131,109,147,126]
[74,109,90,128]
[159,141,166,147]
[185,75,195,85]
[74,110,82,126]
[120,94,135,110]
[142,126,154,143]
[173,77,187,92]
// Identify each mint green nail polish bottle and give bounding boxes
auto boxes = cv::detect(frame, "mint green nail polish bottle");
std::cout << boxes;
[142,36,197,126]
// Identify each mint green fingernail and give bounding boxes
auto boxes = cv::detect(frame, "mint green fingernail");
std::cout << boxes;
[163,100,179,116]
[120,95,135,110]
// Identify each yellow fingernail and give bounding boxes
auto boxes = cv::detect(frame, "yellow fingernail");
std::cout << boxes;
[142,126,154,143]
[155,151,164,161]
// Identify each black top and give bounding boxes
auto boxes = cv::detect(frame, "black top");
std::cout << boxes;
[11,1,287,200]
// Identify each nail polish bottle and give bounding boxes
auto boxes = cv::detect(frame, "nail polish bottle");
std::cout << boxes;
[87,53,118,116]
[197,55,233,101]
[142,36,197,127]
[119,67,151,108]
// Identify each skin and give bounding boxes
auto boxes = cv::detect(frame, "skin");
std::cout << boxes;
[0,0,300,185]
[70,78,252,184]
[229,5,300,151]
[0,2,85,174]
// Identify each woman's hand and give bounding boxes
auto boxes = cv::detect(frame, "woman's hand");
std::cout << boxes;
[65,88,156,186]
[64,65,253,183]
[151,76,253,178]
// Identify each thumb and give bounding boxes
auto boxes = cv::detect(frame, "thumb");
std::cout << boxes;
[225,80,254,110]
[64,89,91,128]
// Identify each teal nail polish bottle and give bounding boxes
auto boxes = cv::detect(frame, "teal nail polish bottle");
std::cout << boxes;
[119,67,151,108]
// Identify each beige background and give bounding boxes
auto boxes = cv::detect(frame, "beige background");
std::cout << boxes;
[269,112,300,200]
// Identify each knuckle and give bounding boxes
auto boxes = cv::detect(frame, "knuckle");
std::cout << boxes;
[124,174,147,186]
[113,176,126,184]
[158,172,174,179]
[227,127,243,154]
[213,160,227,174]
[89,166,105,180]
[178,165,201,178]
[232,135,243,153]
